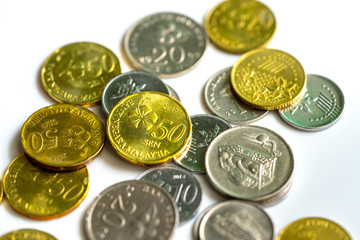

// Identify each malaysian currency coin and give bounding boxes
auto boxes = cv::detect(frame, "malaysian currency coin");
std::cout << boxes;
[205,0,276,53]
[85,180,178,240]
[231,48,306,110]
[276,217,352,240]
[0,229,57,240]
[124,12,207,77]
[41,42,121,106]
[198,200,274,240]
[192,205,214,240]
[205,125,294,202]
[102,71,170,115]
[174,114,231,174]
[0,179,3,205]
[137,166,202,223]
[3,154,89,219]
[204,67,268,124]
[279,74,345,131]
[21,104,105,170]
[167,84,181,102]
[107,91,192,165]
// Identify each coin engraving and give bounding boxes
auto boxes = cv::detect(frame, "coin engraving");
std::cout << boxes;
[110,77,146,101]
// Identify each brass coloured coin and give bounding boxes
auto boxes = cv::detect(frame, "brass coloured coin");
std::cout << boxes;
[0,229,57,240]
[0,179,3,205]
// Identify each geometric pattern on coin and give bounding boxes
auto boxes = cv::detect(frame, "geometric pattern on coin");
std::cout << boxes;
[124,12,207,77]
[0,229,58,240]
[204,67,268,124]
[102,71,170,115]
[205,125,294,202]
[174,114,232,174]
[198,200,274,240]
[279,74,345,131]
[85,180,178,240]
[137,166,202,223]
[41,42,121,106]
[3,154,89,220]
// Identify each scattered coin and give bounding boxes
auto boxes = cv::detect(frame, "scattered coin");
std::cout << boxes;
[167,84,181,102]
[192,204,214,240]
[41,42,121,106]
[0,229,57,240]
[85,180,178,240]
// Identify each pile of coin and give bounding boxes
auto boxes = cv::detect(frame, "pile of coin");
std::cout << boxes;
[0,0,349,239]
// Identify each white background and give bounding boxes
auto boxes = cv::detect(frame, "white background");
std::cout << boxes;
[1,0,360,239]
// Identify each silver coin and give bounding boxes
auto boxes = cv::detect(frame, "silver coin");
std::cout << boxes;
[137,166,201,223]
[205,125,294,202]
[204,67,268,124]
[192,205,214,240]
[101,71,170,115]
[198,200,274,240]
[124,12,207,77]
[166,84,181,102]
[85,180,178,240]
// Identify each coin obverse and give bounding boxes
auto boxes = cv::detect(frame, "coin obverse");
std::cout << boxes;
[124,12,207,77]
[0,229,58,240]
[85,180,178,240]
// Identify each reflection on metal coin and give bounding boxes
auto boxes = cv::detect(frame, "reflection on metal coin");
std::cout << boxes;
[0,229,57,240]
[167,84,181,102]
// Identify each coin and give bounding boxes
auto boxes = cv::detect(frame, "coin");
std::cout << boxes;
[3,154,89,220]
[41,42,121,106]
[279,74,345,131]
[204,0,276,53]
[276,217,352,240]
[85,180,178,240]
[198,200,274,240]
[204,67,268,124]
[124,12,207,77]
[205,125,294,202]
[137,166,202,223]
[192,205,214,240]
[231,48,306,110]
[21,104,105,170]
[174,114,232,174]
[167,84,181,102]
[0,229,57,240]
[0,179,3,205]
[107,91,192,165]
[101,71,170,115]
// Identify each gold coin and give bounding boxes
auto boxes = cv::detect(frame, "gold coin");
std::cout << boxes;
[41,42,121,106]
[0,229,57,240]
[0,179,3,205]
[276,217,352,240]
[231,48,306,110]
[3,154,89,220]
[204,0,276,53]
[21,104,105,170]
[107,91,192,165]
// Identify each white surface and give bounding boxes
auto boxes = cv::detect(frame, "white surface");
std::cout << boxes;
[0,0,359,239]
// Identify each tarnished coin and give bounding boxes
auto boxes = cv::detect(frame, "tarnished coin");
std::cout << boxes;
[0,229,57,240]
[276,217,352,240]
[137,166,202,223]
[41,42,121,106]
[124,12,207,77]
[167,85,181,102]
[102,71,170,115]
[21,104,105,170]
[198,200,274,240]
[279,74,345,131]
[231,48,306,110]
[204,67,268,124]
[204,0,276,53]
[85,180,178,240]
[174,114,232,174]
[205,125,294,203]
[3,154,89,220]
[107,91,191,165]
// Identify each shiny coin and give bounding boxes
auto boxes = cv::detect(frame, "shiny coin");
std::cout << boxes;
[102,71,170,115]
[175,114,231,174]
[231,48,306,110]
[198,200,274,240]
[204,67,268,124]
[192,205,214,240]
[3,154,89,219]
[205,125,294,202]
[0,179,3,205]
[276,217,352,240]
[167,84,181,102]
[124,12,207,77]
[0,229,57,240]
[41,42,121,106]
[204,0,276,53]
[21,104,105,170]
[137,166,202,223]
[85,180,178,240]
[107,91,191,165]
[279,74,345,131]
